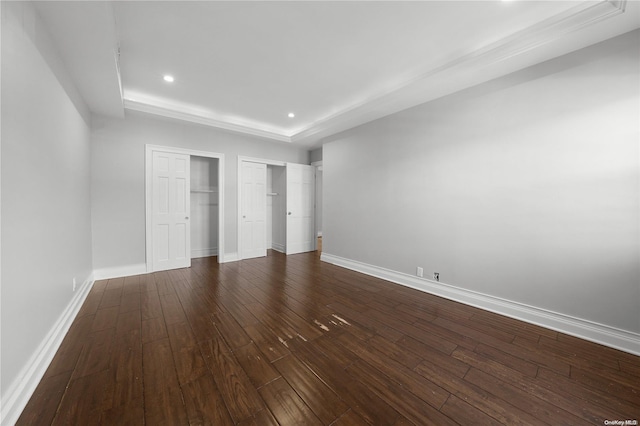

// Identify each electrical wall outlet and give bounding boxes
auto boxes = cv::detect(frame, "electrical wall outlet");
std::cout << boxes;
[433,272,440,281]
[416,267,424,277]
[72,278,77,291]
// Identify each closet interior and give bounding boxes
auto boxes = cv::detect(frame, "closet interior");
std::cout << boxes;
[267,164,286,253]
[190,156,219,258]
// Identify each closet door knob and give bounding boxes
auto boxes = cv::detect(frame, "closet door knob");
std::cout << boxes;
[288,212,292,215]
[185,216,189,220]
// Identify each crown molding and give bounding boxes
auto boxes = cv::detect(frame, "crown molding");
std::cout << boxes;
[291,0,628,144]
[463,0,626,66]
[123,0,628,146]
[124,98,293,143]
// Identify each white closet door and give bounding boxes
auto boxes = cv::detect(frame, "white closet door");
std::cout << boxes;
[286,163,315,255]
[241,161,267,259]
[152,151,191,271]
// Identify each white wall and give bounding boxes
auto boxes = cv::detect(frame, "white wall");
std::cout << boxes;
[310,147,323,163]
[190,156,219,258]
[1,0,93,409]
[91,111,308,271]
[323,30,639,338]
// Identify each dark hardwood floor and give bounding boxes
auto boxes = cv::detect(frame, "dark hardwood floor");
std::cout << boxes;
[18,250,640,425]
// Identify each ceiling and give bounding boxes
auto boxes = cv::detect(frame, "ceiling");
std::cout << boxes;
[34,1,639,148]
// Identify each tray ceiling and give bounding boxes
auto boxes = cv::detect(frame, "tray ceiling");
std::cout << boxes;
[34,1,639,147]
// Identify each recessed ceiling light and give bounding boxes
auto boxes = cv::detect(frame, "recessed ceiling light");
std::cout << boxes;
[163,75,175,83]
[288,112,295,118]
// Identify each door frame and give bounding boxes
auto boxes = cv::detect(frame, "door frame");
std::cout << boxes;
[146,144,225,271]
[237,156,285,261]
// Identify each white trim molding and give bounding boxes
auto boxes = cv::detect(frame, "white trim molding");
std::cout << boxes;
[238,156,287,167]
[321,252,640,356]
[272,242,286,254]
[222,252,240,263]
[0,273,95,426]
[126,98,292,143]
[191,248,218,259]
[93,263,147,281]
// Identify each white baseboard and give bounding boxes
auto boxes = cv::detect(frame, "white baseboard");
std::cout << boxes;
[93,263,147,280]
[221,252,239,263]
[321,253,640,356]
[272,242,286,253]
[0,273,95,426]
[191,247,218,259]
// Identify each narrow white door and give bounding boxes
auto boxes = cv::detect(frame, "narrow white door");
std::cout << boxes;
[152,151,191,271]
[286,163,315,255]
[241,161,267,259]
